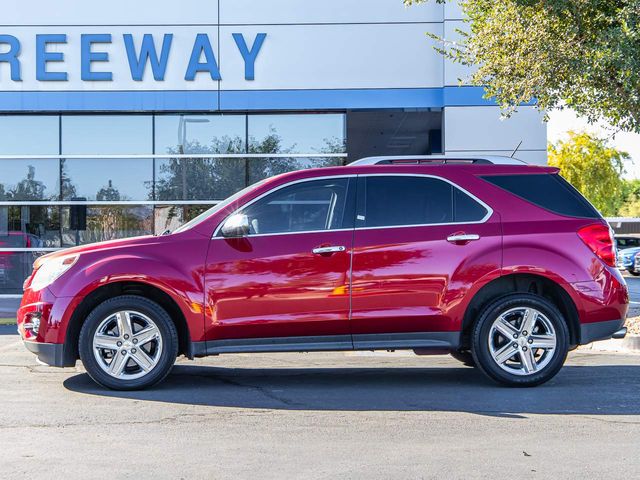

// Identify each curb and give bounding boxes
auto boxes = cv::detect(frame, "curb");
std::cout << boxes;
[580,334,640,353]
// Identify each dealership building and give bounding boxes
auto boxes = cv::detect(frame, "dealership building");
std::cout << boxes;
[0,0,546,295]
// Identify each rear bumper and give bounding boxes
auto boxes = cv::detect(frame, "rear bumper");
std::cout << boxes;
[580,319,626,345]
[23,340,75,367]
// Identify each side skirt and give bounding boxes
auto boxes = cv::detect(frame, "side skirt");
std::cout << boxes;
[191,332,460,357]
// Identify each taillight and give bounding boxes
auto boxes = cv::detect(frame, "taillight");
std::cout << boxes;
[577,223,616,267]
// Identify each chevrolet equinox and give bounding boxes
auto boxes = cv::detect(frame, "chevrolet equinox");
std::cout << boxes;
[17,156,628,390]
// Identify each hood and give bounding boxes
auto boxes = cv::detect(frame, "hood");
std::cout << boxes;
[34,235,162,268]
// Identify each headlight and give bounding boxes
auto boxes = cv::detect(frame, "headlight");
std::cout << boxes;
[30,255,79,291]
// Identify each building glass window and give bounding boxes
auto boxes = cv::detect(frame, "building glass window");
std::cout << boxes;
[61,205,154,247]
[0,160,59,201]
[247,114,346,183]
[155,114,246,155]
[60,159,153,201]
[60,116,154,202]
[0,252,47,294]
[0,112,349,293]
[154,204,215,234]
[0,116,60,202]
[249,114,345,154]
[62,115,152,155]
[155,115,247,201]
[0,116,59,155]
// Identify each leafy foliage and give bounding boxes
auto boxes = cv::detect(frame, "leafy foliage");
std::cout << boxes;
[548,131,628,216]
[618,179,640,217]
[405,0,640,132]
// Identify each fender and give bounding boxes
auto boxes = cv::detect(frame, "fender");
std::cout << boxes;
[44,233,210,344]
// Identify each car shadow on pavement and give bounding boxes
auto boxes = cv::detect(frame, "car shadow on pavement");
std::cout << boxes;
[63,363,640,416]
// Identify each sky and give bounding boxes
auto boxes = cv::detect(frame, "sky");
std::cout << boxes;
[547,109,640,179]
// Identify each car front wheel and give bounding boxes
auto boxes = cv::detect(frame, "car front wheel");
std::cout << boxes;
[471,293,569,387]
[79,295,178,390]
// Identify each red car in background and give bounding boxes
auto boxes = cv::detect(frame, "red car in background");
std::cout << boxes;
[0,232,42,294]
[17,156,628,390]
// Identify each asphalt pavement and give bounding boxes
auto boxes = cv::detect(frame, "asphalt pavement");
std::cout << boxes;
[1,275,640,478]
[1,328,639,479]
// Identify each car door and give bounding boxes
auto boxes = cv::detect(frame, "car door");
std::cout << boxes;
[350,174,502,348]
[203,176,356,348]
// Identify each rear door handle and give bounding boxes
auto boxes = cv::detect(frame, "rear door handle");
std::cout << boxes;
[313,245,346,255]
[447,234,480,243]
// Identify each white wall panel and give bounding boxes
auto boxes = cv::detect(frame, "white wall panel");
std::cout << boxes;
[444,1,465,21]
[219,24,443,90]
[0,0,219,26]
[220,0,442,25]
[443,20,474,86]
[444,106,547,152]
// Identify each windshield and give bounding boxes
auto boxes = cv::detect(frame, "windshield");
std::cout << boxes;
[173,179,269,234]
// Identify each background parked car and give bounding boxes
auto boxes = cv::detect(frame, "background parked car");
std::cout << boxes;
[617,247,640,275]
[615,235,640,275]
[0,232,43,293]
[615,235,640,250]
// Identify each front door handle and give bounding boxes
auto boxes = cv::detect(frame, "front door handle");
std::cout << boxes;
[313,245,346,255]
[447,233,480,244]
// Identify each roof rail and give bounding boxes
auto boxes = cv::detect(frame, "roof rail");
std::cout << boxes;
[350,155,528,166]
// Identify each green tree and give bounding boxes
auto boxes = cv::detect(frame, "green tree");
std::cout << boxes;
[405,0,640,132]
[548,131,628,216]
[618,179,640,217]
[10,165,46,200]
[96,180,122,201]
[60,159,78,200]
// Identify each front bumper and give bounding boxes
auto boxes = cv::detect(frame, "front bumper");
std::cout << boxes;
[18,287,79,367]
[580,318,627,345]
[23,339,74,367]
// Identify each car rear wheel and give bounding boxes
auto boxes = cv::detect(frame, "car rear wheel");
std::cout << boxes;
[628,269,640,276]
[450,350,475,367]
[79,295,178,390]
[471,293,569,387]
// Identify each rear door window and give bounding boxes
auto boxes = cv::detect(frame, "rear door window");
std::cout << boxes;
[481,173,600,218]
[357,175,488,228]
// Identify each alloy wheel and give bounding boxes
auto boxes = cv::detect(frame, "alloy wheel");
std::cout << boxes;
[487,307,557,376]
[92,310,163,380]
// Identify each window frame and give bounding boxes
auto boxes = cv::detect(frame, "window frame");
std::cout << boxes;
[354,173,493,230]
[213,175,356,238]
[213,173,493,238]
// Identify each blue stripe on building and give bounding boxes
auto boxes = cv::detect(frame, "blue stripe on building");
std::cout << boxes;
[0,86,501,112]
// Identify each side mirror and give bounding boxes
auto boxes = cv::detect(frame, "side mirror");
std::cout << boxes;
[221,213,250,237]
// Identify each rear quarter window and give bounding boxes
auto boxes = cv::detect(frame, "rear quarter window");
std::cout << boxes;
[481,173,601,219]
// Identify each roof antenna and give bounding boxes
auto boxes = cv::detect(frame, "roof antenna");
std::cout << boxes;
[510,140,523,158]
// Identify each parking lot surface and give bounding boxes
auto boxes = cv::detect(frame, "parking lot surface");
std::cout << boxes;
[1,327,639,479]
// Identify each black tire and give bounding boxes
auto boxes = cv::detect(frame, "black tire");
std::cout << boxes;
[450,349,476,367]
[471,293,569,387]
[79,295,178,390]
[628,269,640,276]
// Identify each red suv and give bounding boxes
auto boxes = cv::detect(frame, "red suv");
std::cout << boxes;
[17,156,628,390]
